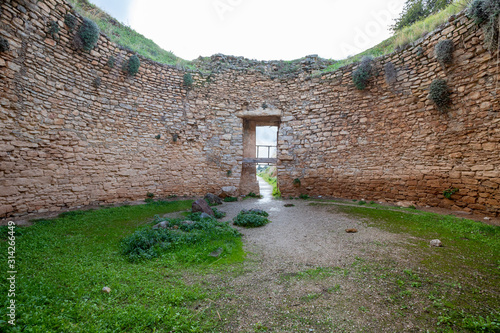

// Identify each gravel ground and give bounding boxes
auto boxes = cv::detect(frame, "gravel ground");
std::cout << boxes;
[208,178,418,332]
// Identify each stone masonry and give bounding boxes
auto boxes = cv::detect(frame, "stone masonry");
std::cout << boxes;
[0,0,498,217]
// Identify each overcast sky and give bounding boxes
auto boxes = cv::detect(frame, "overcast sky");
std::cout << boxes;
[89,0,405,61]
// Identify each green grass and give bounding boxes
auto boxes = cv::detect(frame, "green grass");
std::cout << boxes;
[67,0,193,68]
[337,204,500,331]
[0,201,244,332]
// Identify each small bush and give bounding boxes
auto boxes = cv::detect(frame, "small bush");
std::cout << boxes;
[299,194,309,200]
[429,78,451,111]
[212,207,226,219]
[92,76,101,88]
[468,0,500,51]
[443,188,459,199]
[0,36,9,52]
[434,39,454,65]
[146,192,155,198]
[352,56,374,90]
[233,209,270,228]
[293,178,301,186]
[121,218,239,262]
[183,73,193,87]
[48,20,60,40]
[224,196,238,202]
[107,56,115,68]
[384,62,397,85]
[64,13,76,31]
[468,0,490,24]
[77,17,100,51]
[124,54,140,76]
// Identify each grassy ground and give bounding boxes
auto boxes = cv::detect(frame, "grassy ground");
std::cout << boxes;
[0,201,244,332]
[335,204,500,331]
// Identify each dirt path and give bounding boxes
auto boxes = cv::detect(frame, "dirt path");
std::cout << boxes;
[209,179,420,332]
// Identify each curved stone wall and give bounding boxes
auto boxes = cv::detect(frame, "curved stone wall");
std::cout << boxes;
[0,0,498,217]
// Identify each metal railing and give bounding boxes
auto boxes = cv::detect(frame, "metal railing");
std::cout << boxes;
[256,145,277,159]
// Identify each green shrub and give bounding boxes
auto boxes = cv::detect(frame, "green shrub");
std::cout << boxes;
[183,73,193,87]
[212,207,226,219]
[48,20,60,40]
[224,196,238,202]
[434,39,454,65]
[121,218,239,262]
[124,54,140,76]
[233,209,270,228]
[293,178,301,186]
[64,13,76,31]
[299,194,309,200]
[352,56,374,90]
[443,187,459,199]
[77,17,100,51]
[429,78,451,111]
[107,55,116,68]
[467,0,500,51]
[146,192,155,198]
[0,36,9,52]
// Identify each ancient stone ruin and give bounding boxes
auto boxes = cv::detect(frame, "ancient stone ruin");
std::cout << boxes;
[0,0,498,217]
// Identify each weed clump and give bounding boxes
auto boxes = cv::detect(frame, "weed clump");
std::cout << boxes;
[443,187,459,199]
[299,194,309,200]
[121,217,239,262]
[233,209,270,228]
[107,55,116,68]
[468,0,500,51]
[434,39,454,65]
[76,17,100,51]
[352,56,374,90]
[48,20,60,40]
[64,13,76,31]
[0,36,9,52]
[224,196,238,202]
[183,73,193,87]
[124,54,140,76]
[429,78,451,111]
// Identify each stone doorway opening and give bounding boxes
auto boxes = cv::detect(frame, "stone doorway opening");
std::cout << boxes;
[239,117,280,196]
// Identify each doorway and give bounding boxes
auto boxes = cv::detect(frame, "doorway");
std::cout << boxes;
[239,117,280,197]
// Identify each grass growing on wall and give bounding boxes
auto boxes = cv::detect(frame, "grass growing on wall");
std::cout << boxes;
[66,0,194,68]
[0,200,245,332]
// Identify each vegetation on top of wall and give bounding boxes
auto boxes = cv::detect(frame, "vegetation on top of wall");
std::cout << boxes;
[434,39,454,65]
[392,0,454,32]
[429,78,452,111]
[0,36,9,52]
[467,0,500,51]
[76,17,100,51]
[322,0,469,73]
[66,0,194,68]
[352,56,375,90]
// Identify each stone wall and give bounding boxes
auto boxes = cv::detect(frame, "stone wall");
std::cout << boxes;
[0,0,498,217]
